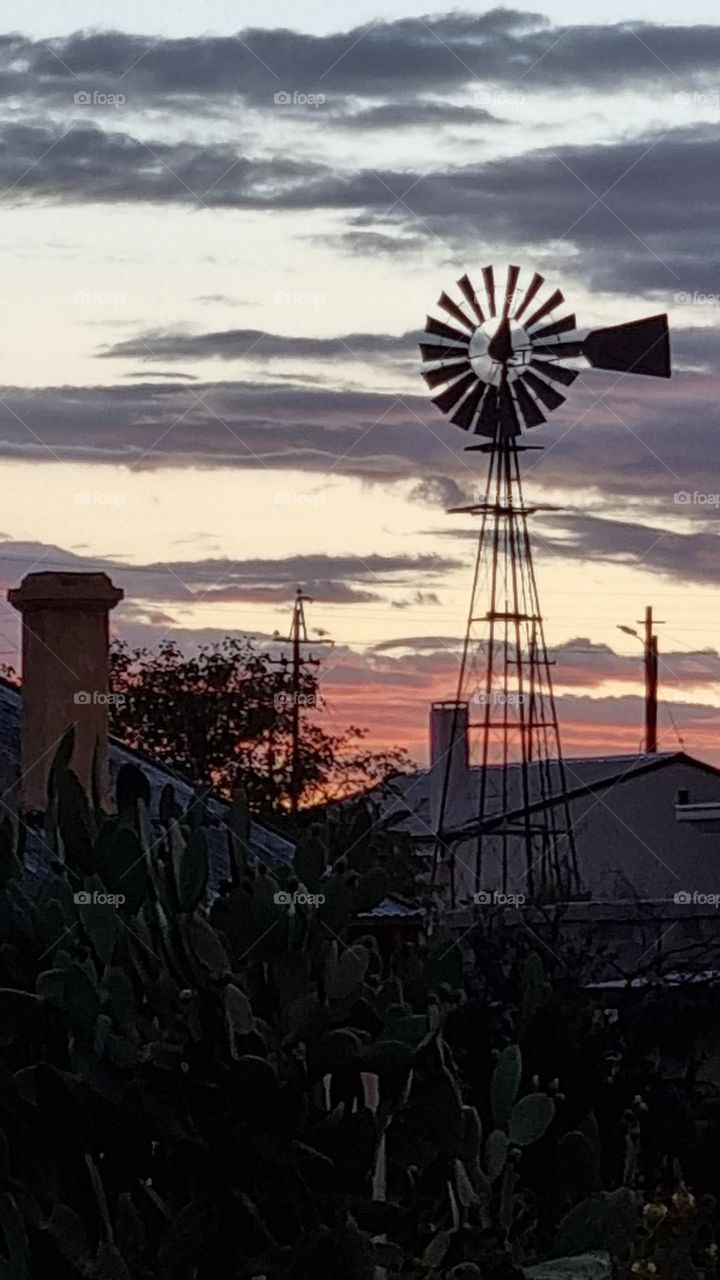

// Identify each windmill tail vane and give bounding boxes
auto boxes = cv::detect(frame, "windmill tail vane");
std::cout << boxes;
[419,264,671,906]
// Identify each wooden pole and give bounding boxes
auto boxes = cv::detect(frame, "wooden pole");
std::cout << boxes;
[644,605,658,754]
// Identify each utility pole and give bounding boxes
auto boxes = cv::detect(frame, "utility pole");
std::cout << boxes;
[618,607,663,755]
[641,605,659,755]
[286,587,333,816]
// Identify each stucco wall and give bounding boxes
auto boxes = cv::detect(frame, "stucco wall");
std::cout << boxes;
[447,761,720,903]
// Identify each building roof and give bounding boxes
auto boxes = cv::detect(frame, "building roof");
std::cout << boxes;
[375,751,720,842]
[0,678,295,885]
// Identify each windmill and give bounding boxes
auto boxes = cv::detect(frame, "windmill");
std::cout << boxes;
[420,265,670,906]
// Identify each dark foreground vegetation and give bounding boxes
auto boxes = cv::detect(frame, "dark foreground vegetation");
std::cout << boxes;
[0,734,717,1278]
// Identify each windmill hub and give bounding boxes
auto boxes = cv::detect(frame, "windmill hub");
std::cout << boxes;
[469,317,529,378]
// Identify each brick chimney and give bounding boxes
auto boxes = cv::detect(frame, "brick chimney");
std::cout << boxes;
[8,572,124,811]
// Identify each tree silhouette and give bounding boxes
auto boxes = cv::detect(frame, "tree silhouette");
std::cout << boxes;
[109,636,410,818]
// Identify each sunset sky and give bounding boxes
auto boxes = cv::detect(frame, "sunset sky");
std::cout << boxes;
[1,2,720,765]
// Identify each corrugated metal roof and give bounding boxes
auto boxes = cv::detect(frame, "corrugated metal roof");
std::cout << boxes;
[0,679,295,882]
[375,752,706,840]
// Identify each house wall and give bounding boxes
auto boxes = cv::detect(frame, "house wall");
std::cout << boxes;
[570,761,720,900]
[446,761,720,904]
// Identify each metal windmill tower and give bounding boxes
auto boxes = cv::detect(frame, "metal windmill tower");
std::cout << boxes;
[420,265,670,905]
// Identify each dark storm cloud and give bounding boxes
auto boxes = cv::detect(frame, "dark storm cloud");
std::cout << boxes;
[540,510,720,589]
[441,503,720,590]
[329,102,502,129]
[0,541,461,611]
[0,378,442,474]
[1,118,717,295]
[0,122,321,207]
[0,363,718,509]
[101,328,416,363]
[4,15,720,110]
[96,321,720,380]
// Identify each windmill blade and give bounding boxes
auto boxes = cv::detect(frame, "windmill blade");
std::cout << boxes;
[438,291,475,332]
[456,273,485,323]
[499,381,521,437]
[477,387,500,437]
[525,288,564,331]
[583,313,670,378]
[530,358,578,387]
[422,360,472,389]
[532,313,576,340]
[431,370,477,414]
[482,265,496,317]
[502,265,520,319]
[425,315,471,345]
[513,378,547,428]
[419,341,469,363]
[450,380,488,431]
[523,368,567,411]
[514,271,544,321]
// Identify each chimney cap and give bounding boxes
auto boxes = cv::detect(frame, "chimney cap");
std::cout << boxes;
[8,571,123,613]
